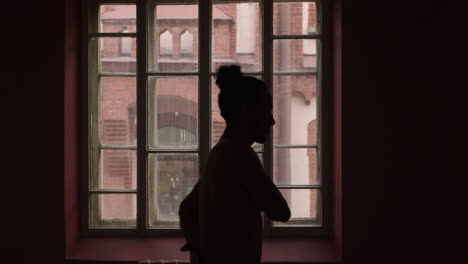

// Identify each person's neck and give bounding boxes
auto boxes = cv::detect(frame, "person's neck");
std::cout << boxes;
[220,125,254,146]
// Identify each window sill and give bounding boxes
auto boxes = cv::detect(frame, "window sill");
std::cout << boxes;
[67,237,340,263]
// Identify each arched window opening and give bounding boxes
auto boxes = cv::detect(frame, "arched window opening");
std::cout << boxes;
[180,30,194,57]
[159,30,173,57]
[120,26,131,56]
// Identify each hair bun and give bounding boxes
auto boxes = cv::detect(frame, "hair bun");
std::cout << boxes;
[215,64,244,91]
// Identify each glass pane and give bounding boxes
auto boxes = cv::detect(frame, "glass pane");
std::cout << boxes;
[272,75,317,145]
[148,154,199,228]
[150,4,199,72]
[90,194,137,228]
[211,76,264,151]
[148,77,199,149]
[100,77,137,146]
[91,150,137,190]
[99,5,136,33]
[273,148,317,185]
[273,189,318,226]
[274,39,317,72]
[96,37,136,74]
[212,2,261,72]
[273,1,317,35]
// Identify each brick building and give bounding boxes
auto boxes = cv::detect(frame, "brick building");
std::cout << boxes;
[98,3,318,225]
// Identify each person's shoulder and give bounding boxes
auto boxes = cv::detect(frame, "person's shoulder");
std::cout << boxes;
[209,140,259,168]
[212,139,256,157]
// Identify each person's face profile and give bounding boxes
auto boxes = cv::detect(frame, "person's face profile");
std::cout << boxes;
[242,93,275,144]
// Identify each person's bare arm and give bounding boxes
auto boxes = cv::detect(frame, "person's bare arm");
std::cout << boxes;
[238,148,291,222]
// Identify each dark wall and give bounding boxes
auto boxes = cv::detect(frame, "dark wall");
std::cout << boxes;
[341,0,468,262]
[4,1,65,263]
[3,0,467,263]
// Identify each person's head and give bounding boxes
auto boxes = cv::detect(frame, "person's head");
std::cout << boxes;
[215,64,275,144]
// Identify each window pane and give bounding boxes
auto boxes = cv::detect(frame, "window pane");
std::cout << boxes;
[150,4,199,72]
[273,75,317,145]
[96,37,136,74]
[99,5,136,33]
[90,194,137,228]
[148,77,199,149]
[210,76,263,151]
[273,1,317,35]
[212,2,261,72]
[273,189,318,226]
[148,154,199,228]
[273,148,317,185]
[274,39,317,72]
[100,77,137,147]
[91,150,137,190]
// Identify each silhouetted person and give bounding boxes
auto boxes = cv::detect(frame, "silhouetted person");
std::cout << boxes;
[179,65,291,264]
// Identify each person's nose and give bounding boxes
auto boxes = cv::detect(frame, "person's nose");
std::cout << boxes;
[270,114,276,126]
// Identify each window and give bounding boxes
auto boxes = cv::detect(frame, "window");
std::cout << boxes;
[120,27,132,55]
[180,30,194,57]
[84,0,330,236]
[159,30,173,57]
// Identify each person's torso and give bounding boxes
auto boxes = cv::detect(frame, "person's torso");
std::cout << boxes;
[198,140,263,263]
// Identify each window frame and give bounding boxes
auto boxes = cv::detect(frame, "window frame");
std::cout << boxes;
[80,0,333,238]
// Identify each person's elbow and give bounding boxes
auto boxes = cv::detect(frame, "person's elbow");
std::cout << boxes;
[266,205,291,222]
[276,206,291,222]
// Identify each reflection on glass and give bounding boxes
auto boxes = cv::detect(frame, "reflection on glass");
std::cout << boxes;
[148,77,199,149]
[148,154,199,228]
[212,3,261,72]
[100,77,137,147]
[92,150,137,190]
[99,5,137,33]
[96,37,137,74]
[273,189,318,226]
[273,1,317,35]
[273,148,317,185]
[151,5,199,72]
[90,194,137,228]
